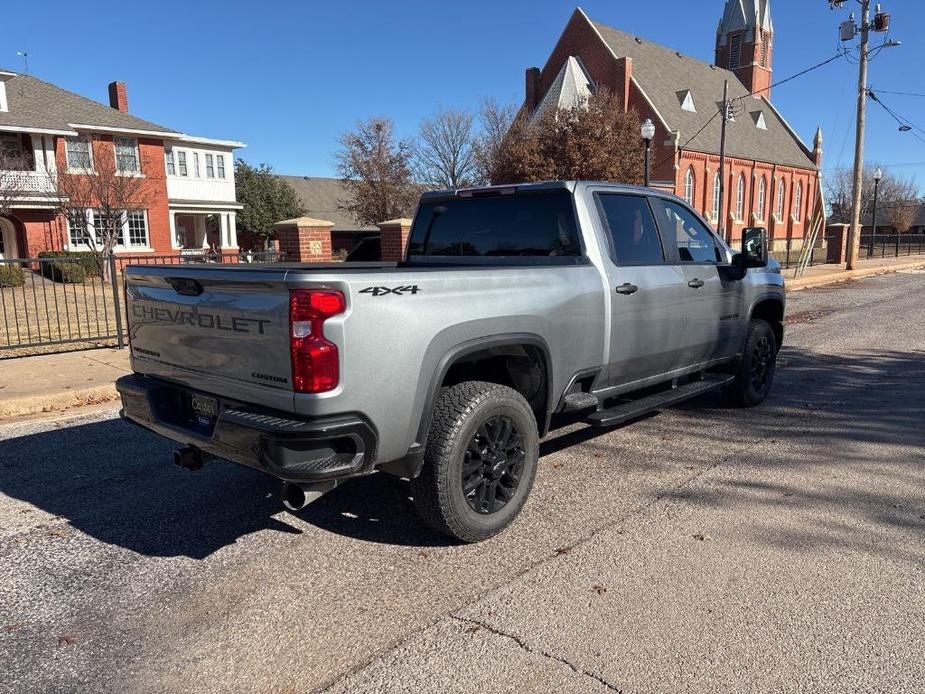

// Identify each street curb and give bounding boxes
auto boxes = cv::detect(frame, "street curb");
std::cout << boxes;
[787,260,925,291]
[0,384,120,421]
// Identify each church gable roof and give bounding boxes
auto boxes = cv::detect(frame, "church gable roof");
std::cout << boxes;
[534,56,594,120]
[586,16,814,170]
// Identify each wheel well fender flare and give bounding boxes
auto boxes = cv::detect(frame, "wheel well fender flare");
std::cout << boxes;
[414,333,554,447]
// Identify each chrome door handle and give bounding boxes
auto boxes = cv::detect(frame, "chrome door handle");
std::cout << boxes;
[688,279,705,289]
[615,283,639,295]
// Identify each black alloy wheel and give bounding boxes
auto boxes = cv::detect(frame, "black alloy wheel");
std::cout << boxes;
[461,415,526,515]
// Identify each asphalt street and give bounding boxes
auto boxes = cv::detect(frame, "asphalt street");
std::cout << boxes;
[1,271,923,693]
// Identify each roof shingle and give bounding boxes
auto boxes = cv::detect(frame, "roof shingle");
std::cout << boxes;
[588,18,815,170]
[0,71,176,134]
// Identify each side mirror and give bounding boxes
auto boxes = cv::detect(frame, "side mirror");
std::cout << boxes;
[742,227,769,268]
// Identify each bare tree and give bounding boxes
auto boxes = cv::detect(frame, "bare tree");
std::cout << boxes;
[885,200,919,233]
[335,118,419,226]
[50,136,151,276]
[414,108,478,189]
[490,89,644,185]
[473,98,517,185]
[825,166,920,224]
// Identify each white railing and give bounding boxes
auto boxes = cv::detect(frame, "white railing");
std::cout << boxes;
[0,169,57,197]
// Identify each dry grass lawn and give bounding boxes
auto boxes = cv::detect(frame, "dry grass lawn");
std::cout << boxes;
[0,271,121,358]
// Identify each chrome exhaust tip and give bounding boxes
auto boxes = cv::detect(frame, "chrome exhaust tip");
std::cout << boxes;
[281,480,337,511]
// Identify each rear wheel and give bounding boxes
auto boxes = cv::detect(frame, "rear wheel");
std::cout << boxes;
[723,319,777,407]
[411,381,539,543]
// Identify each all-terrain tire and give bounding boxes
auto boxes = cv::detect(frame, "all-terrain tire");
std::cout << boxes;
[410,381,539,543]
[723,319,778,408]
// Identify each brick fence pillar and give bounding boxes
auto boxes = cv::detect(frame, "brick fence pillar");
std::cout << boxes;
[377,218,413,262]
[273,217,334,263]
[825,223,850,264]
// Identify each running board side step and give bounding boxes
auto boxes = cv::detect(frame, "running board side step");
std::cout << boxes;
[586,375,734,428]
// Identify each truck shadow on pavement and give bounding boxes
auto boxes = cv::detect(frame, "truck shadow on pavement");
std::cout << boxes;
[0,346,922,557]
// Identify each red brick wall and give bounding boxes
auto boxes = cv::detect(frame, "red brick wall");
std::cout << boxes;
[276,223,333,262]
[50,133,171,254]
[673,150,817,243]
[378,221,411,262]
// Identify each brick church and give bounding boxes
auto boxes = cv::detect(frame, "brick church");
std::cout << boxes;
[524,1,823,249]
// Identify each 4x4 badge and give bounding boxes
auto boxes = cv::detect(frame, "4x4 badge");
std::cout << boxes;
[359,285,421,296]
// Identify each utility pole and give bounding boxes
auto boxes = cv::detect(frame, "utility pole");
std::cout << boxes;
[718,80,729,243]
[846,0,871,270]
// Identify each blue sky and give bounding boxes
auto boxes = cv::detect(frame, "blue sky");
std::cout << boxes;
[6,1,924,189]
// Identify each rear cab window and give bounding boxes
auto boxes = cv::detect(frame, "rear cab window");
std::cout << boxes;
[406,191,583,265]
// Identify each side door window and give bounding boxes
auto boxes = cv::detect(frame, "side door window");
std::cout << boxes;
[653,198,722,263]
[596,193,665,265]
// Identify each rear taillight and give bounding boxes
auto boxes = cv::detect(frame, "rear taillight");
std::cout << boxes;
[289,289,345,393]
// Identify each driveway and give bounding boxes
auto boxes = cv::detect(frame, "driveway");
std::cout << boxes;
[1,271,923,693]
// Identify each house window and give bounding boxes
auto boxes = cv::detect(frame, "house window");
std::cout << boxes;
[92,210,105,245]
[65,135,93,170]
[0,134,22,158]
[193,152,200,178]
[736,174,745,220]
[205,153,214,178]
[165,147,175,176]
[126,210,148,246]
[683,168,695,205]
[776,178,785,219]
[114,137,139,173]
[67,210,87,247]
[757,176,767,219]
[177,150,188,177]
[729,33,743,70]
[793,182,803,221]
[216,154,225,179]
[712,172,721,220]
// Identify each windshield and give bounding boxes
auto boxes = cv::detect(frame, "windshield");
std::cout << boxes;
[406,192,581,262]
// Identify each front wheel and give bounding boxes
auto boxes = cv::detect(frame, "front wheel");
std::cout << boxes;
[723,319,778,407]
[410,381,539,543]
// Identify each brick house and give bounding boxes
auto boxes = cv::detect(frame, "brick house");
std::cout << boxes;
[525,2,823,250]
[0,70,244,259]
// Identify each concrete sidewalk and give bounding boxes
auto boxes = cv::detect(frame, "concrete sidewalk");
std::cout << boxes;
[0,348,129,419]
[786,254,925,291]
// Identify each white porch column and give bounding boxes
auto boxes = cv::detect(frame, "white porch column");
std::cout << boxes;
[228,212,238,248]
[30,135,45,172]
[219,213,229,249]
[198,216,208,248]
[168,211,179,249]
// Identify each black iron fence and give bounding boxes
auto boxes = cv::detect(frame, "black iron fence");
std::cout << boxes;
[860,234,925,259]
[0,250,285,356]
[775,238,831,270]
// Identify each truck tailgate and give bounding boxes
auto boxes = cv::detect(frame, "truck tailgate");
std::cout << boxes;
[125,265,294,391]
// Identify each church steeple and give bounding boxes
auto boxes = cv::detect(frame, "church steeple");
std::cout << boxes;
[715,0,774,99]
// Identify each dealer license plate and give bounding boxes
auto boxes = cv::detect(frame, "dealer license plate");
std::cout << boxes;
[190,393,218,424]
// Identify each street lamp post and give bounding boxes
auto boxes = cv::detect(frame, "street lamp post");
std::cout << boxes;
[641,119,656,188]
[868,167,882,258]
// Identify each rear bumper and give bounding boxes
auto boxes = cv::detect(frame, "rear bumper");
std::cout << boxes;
[116,374,377,483]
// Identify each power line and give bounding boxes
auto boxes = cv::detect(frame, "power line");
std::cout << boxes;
[735,52,845,101]
[867,91,925,145]
[869,89,925,98]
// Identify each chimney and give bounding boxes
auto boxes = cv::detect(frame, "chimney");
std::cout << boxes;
[108,81,128,112]
[525,67,541,113]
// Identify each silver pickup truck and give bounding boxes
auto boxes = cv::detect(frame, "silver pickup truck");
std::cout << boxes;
[117,181,784,542]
